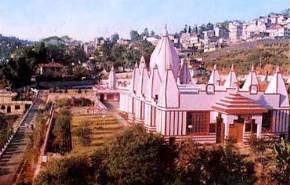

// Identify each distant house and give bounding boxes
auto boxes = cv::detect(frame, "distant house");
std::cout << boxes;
[39,61,64,78]
[214,25,229,39]
[229,21,243,43]
[145,36,160,46]
[267,24,290,38]
[180,32,200,49]
[0,89,31,115]
[117,38,130,45]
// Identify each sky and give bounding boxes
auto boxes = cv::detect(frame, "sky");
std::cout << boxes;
[0,0,288,41]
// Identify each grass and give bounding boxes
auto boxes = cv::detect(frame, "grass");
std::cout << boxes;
[71,114,124,155]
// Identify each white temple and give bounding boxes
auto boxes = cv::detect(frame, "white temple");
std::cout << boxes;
[115,27,289,143]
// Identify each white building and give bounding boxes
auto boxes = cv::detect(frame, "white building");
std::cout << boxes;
[118,27,290,144]
[229,21,243,43]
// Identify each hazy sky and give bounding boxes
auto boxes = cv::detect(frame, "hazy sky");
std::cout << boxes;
[0,0,288,41]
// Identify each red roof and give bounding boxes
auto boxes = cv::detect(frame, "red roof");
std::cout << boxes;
[212,92,267,114]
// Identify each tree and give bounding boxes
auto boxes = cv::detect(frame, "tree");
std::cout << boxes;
[98,125,177,185]
[150,30,155,36]
[130,30,140,41]
[272,138,290,184]
[174,140,256,185]
[125,48,141,68]
[188,26,192,33]
[183,24,188,33]
[34,156,94,185]
[141,28,149,38]
[111,44,127,68]
[111,33,120,43]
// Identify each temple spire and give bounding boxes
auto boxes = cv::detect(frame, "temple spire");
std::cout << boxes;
[265,65,289,107]
[224,64,238,89]
[208,64,221,85]
[241,64,258,91]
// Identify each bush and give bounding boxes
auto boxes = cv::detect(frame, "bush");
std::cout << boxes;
[51,108,72,154]
[271,138,290,184]
[97,125,177,185]
[34,156,94,185]
[54,98,71,108]
[174,140,256,185]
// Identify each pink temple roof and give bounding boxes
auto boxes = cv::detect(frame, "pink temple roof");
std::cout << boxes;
[212,92,267,114]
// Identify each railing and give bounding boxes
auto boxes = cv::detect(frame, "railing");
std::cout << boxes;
[0,91,39,159]
[41,105,54,158]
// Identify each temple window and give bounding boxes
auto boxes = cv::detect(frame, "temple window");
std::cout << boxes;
[15,105,21,110]
[154,95,158,100]
[262,111,272,132]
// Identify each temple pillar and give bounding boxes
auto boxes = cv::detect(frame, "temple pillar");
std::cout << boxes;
[253,115,263,138]
[221,114,238,139]
[224,122,229,138]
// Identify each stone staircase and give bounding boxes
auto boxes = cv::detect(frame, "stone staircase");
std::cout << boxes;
[0,93,41,185]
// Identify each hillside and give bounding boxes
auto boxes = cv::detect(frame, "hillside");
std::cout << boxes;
[0,34,32,63]
[193,39,290,75]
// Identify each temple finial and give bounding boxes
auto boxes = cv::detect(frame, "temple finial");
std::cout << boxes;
[134,62,138,68]
[251,64,254,71]
[213,64,217,70]
[276,65,280,73]
[164,24,168,36]
[230,64,234,71]
[111,65,114,71]
[140,56,145,64]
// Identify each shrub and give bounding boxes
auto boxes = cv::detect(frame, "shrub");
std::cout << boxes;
[271,138,290,184]
[75,121,92,146]
[174,140,256,185]
[34,156,94,185]
[97,125,177,185]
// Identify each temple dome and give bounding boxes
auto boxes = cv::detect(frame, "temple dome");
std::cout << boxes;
[149,26,180,79]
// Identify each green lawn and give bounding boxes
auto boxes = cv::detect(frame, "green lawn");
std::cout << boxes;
[71,114,124,155]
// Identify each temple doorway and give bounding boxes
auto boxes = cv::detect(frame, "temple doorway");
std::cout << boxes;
[229,123,244,143]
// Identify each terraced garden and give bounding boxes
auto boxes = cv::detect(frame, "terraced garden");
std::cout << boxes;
[71,114,124,155]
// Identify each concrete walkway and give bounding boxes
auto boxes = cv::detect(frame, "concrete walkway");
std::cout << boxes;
[0,95,41,185]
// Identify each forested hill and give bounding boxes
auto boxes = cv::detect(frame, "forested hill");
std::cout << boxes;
[0,34,32,63]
